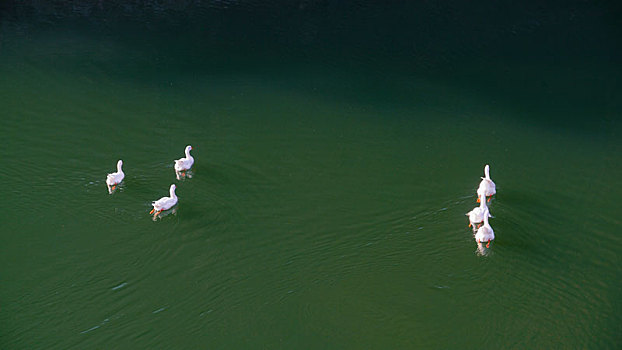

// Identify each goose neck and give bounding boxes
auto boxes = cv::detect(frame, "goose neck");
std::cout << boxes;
[479,196,487,209]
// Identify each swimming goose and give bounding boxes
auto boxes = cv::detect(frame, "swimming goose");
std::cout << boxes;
[174,145,194,175]
[150,184,178,217]
[477,164,496,202]
[467,193,491,229]
[106,160,125,194]
[474,208,495,248]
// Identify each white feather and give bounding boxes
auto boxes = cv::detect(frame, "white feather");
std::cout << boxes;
[466,193,492,227]
[152,184,178,212]
[106,160,125,193]
[476,164,496,197]
[174,145,194,172]
[474,208,495,243]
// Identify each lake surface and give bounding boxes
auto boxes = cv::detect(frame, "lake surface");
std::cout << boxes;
[1,1,620,349]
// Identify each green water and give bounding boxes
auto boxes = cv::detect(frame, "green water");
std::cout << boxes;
[1,2,621,349]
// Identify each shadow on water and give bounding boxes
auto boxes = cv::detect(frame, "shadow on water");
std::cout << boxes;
[2,0,619,134]
[151,206,178,221]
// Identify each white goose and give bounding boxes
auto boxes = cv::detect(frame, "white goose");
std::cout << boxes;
[174,145,194,175]
[477,164,496,202]
[106,160,125,194]
[474,207,494,248]
[466,193,492,229]
[150,184,178,217]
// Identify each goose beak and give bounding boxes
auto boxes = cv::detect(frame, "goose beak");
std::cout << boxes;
[476,198,481,203]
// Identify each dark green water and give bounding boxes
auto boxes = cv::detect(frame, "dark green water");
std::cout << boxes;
[1,1,621,349]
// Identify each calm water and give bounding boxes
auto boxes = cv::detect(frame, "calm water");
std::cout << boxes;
[1,1,621,349]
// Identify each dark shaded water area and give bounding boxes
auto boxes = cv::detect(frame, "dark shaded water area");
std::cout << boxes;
[1,1,621,349]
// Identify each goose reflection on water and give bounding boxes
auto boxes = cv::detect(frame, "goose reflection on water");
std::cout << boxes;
[475,241,493,256]
[175,169,194,181]
[152,206,178,221]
